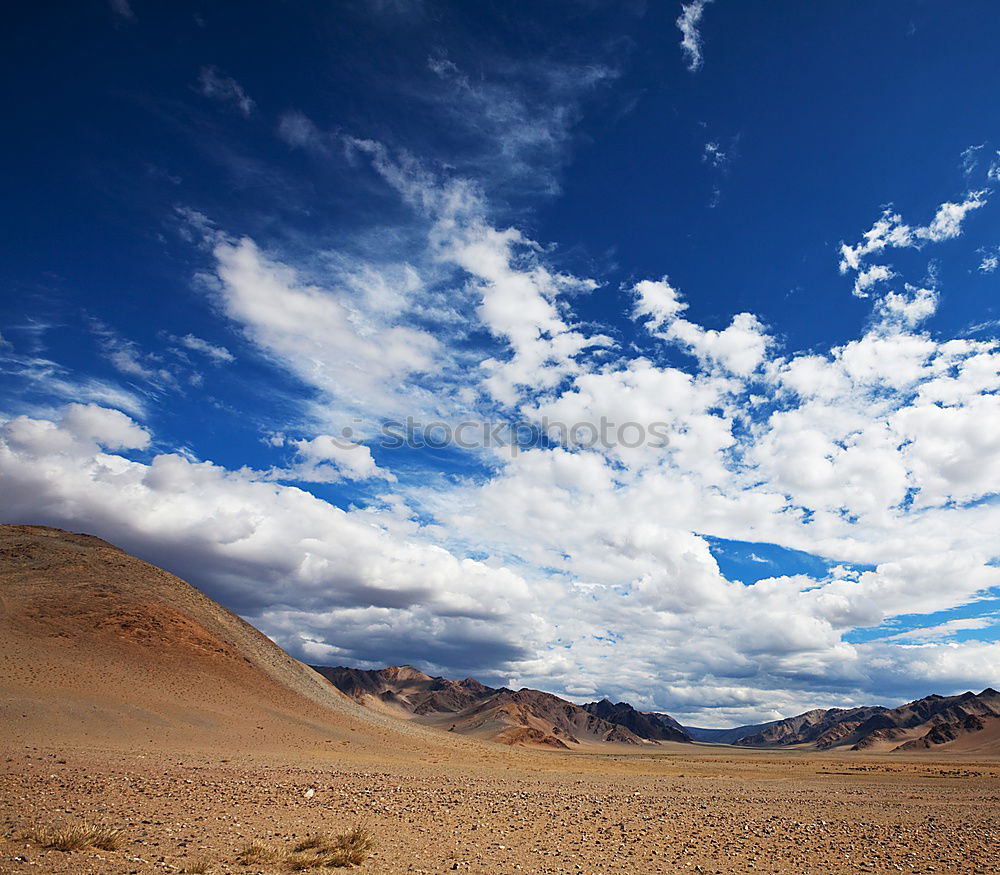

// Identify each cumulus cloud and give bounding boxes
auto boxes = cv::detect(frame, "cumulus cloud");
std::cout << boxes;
[632,279,770,376]
[851,263,893,298]
[677,0,714,73]
[632,277,687,328]
[269,434,396,483]
[840,192,987,275]
[873,285,938,328]
[5,381,1000,722]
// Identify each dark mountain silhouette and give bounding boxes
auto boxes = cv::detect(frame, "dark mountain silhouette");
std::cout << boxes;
[582,699,692,742]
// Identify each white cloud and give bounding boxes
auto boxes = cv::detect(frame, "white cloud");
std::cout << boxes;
[347,139,612,407]
[677,0,714,73]
[270,434,396,483]
[839,192,987,275]
[877,616,997,642]
[632,277,687,328]
[179,334,235,364]
[632,279,770,376]
[989,151,1000,182]
[961,143,984,177]
[702,140,726,167]
[91,321,177,389]
[198,67,256,117]
[978,248,999,273]
[852,263,893,298]
[202,232,445,424]
[5,389,1000,722]
[919,193,988,242]
[874,285,938,327]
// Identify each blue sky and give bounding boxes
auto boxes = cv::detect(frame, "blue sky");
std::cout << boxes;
[2,0,1000,724]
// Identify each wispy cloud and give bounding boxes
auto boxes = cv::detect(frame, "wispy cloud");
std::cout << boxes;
[179,334,235,364]
[198,66,256,117]
[677,0,714,73]
[108,0,135,22]
[277,111,325,151]
[423,54,615,195]
[978,246,999,274]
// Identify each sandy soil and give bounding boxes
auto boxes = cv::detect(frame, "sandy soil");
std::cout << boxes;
[2,744,998,875]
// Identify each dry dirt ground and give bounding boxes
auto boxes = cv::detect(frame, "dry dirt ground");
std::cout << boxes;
[2,744,998,875]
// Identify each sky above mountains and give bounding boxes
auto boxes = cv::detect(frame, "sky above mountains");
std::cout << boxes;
[2,0,1000,725]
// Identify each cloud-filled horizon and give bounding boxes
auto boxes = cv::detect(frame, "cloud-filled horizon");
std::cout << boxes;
[2,0,1000,725]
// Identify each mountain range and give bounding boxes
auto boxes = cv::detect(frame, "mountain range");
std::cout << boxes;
[312,665,677,748]
[727,689,1000,752]
[2,524,997,756]
[312,664,1000,754]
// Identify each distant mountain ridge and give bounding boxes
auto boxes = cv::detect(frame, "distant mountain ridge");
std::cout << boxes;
[732,689,1000,752]
[312,665,692,749]
[315,664,1000,755]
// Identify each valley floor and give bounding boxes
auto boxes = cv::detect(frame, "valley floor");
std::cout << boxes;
[1,744,998,875]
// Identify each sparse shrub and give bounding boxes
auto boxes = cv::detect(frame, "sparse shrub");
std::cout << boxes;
[239,825,373,869]
[26,822,125,852]
[293,834,328,852]
[238,840,284,864]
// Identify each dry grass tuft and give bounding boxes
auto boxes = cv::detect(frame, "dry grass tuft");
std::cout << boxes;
[238,840,284,864]
[181,858,214,874]
[25,822,126,853]
[239,825,373,869]
[293,834,328,852]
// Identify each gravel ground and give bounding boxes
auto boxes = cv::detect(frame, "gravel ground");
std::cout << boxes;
[2,747,998,874]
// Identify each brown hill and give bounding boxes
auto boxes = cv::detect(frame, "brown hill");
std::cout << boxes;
[0,524,469,759]
[734,690,1000,753]
[313,665,661,748]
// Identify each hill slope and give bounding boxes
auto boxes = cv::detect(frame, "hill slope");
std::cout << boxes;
[0,524,465,758]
